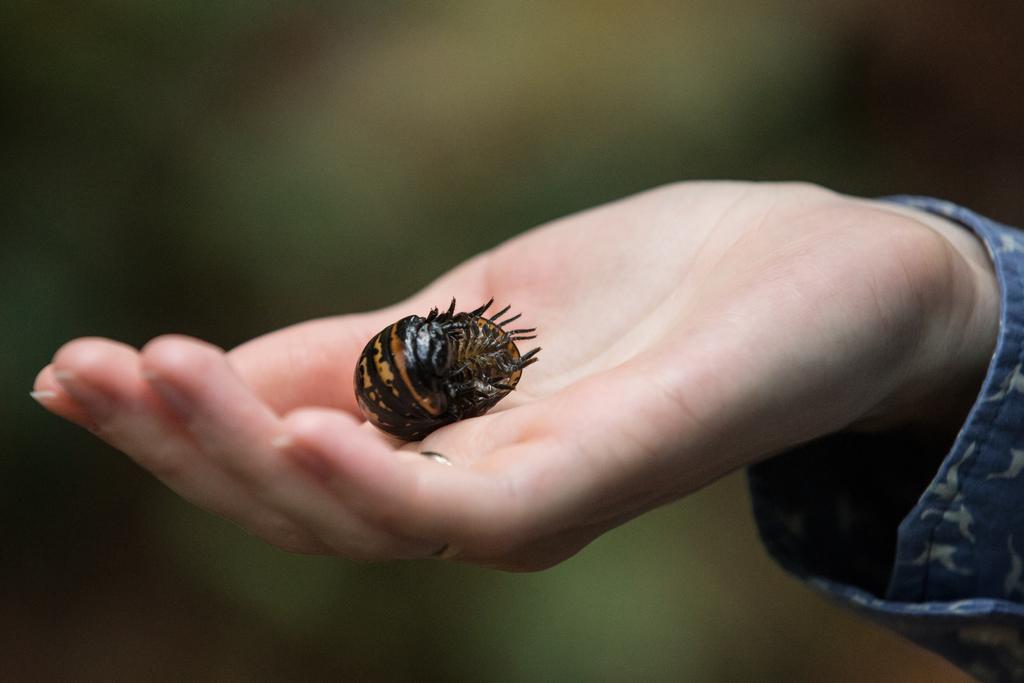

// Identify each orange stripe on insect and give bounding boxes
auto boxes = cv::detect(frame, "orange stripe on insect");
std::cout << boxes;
[373,334,395,386]
[390,323,442,416]
[359,356,373,389]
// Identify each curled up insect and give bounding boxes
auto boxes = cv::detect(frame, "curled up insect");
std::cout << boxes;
[353,298,540,441]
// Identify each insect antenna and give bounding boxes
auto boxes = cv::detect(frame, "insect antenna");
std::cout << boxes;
[512,335,537,341]
[469,298,494,316]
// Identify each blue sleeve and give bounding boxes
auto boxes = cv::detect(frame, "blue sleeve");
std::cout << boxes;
[747,197,1024,683]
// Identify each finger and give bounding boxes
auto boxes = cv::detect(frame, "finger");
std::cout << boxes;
[141,335,440,559]
[276,407,546,558]
[32,363,96,429]
[479,516,630,572]
[228,314,390,417]
[49,337,327,554]
[226,278,494,417]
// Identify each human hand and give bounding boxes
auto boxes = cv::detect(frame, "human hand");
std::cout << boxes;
[33,182,998,570]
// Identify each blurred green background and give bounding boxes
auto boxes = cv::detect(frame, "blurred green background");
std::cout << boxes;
[5,1,1021,680]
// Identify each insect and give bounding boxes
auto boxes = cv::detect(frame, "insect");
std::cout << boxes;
[353,298,540,441]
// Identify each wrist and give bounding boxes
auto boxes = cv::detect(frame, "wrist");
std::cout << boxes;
[853,201,999,443]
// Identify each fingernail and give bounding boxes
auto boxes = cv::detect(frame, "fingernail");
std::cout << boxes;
[274,435,334,483]
[29,390,57,403]
[53,369,114,422]
[143,371,193,419]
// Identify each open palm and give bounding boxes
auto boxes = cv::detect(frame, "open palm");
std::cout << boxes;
[35,182,996,570]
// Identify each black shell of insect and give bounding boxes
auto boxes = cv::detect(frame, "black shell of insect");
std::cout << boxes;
[353,298,540,441]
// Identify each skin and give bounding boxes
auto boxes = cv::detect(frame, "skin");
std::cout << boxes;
[32,182,999,571]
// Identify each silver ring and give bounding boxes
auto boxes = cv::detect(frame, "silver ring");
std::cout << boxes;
[420,451,453,466]
[422,452,456,558]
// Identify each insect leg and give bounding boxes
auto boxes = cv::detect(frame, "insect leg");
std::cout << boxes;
[488,304,511,322]
[497,312,522,327]
[469,298,494,316]
[518,347,541,367]
[509,325,537,341]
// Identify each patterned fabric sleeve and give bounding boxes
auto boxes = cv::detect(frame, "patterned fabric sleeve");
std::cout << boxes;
[747,197,1024,682]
